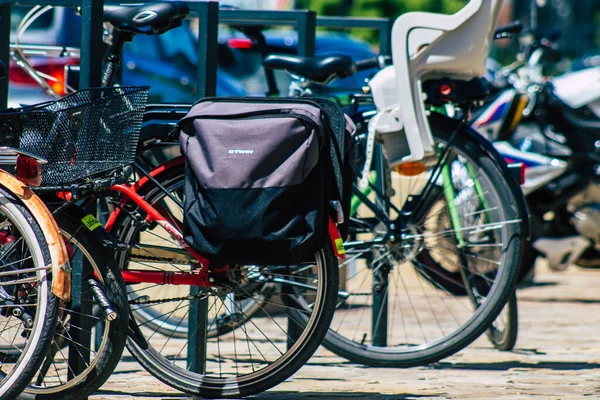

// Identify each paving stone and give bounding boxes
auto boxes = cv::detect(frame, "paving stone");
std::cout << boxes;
[91,262,600,399]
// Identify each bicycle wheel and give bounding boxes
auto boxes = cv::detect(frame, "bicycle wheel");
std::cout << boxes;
[113,164,339,397]
[19,205,128,400]
[486,290,518,351]
[0,187,59,400]
[310,114,522,367]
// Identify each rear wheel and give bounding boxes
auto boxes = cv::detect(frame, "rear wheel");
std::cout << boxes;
[113,164,339,397]
[114,165,268,339]
[486,291,518,351]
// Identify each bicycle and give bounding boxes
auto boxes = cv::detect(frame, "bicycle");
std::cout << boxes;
[0,166,60,399]
[258,14,526,364]
[98,2,525,364]
[0,86,140,400]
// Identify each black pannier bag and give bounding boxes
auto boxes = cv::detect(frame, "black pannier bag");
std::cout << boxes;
[179,97,354,265]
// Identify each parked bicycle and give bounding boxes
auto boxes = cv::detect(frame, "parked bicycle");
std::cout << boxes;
[0,64,76,400]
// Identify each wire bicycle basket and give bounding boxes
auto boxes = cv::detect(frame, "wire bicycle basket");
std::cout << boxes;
[0,86,149,186]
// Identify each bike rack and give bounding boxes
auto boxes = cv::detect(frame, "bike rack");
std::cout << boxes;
[317,16,392,55]
[0,0,394,392]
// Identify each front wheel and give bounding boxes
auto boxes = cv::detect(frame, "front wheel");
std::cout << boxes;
[0,188,59,400]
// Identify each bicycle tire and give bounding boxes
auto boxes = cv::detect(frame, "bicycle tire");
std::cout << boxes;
[112,164,339,397]
[19,205,128,400]
[0,187,59,400]
[310,115,522,367]
[486,290,518,351]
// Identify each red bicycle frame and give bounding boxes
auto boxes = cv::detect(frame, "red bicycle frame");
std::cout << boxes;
[103,155,345,288]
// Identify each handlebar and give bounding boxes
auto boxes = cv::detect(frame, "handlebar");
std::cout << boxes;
[355,55,392,72]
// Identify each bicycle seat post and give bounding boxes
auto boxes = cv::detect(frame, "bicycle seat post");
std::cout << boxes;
[101,29,134,87]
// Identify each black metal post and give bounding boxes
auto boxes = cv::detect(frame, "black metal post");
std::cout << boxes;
[193,1,218,99]
[379,18,393,56]
[79,0,104,89]
[297,11,316,56]
[286,306,302,351]
[316,16,393,56]
[371,145,389,347]
[187,0,218,374]
[66,3,103,398]
[286,9,315,350]
[67,250,94,394]
[0,5,11,108]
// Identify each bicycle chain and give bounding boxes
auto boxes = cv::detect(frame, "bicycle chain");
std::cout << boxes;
[129,293,209,306]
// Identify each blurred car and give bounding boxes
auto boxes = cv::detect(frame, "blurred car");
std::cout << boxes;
[8,6,247,105]
[124,27,377,101]
[7,6,81,107]
[8,6,377,105]
[120,26,247,102]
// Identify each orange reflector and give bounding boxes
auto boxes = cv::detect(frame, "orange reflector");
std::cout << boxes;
[16,155,42,187]
[396,162,426,176]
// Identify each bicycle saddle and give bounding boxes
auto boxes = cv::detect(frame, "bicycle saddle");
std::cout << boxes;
[263,54,356,85]
[104,2,189,35]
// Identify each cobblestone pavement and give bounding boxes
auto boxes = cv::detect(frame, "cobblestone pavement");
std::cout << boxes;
[92,262,600,399]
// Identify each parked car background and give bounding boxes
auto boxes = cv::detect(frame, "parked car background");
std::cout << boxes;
[8,6,377,105]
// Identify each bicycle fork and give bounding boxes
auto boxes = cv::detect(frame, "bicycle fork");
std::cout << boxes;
[440,154,489,305]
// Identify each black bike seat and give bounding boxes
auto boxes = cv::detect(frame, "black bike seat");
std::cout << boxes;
[263,54,356,85]
[104,2,189,35]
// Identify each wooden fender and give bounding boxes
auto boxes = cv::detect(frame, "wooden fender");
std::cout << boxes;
[0,170,71,300]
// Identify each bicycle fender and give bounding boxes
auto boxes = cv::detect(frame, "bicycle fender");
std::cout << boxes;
[429,113,531,239]
[0,170,71,300]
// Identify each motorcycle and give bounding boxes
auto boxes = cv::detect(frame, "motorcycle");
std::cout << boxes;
[473,30,600,277]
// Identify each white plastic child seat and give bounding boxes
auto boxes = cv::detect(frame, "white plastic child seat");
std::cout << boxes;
[371,0,503,165]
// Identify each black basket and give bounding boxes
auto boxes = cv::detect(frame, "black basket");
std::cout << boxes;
[0,86,150,186]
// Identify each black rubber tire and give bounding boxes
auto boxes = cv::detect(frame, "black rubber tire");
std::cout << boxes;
[19,205,128,400]
[486,291,518,351]
[315,119,523,367]
[0,188,59,400]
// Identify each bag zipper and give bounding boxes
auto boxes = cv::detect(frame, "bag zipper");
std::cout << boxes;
[181,108,322,136]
